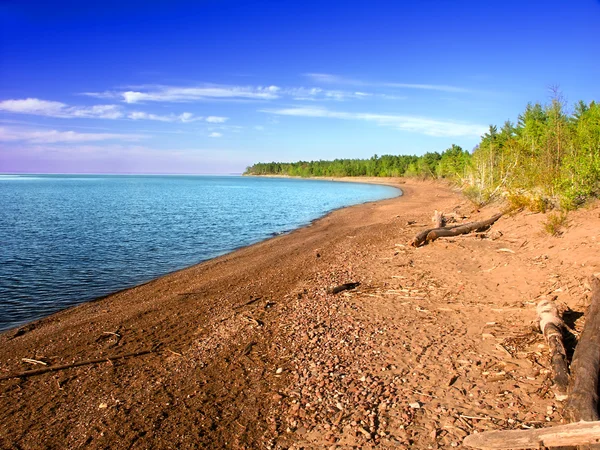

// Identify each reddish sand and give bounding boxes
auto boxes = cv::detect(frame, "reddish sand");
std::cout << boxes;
[1,178,599,449]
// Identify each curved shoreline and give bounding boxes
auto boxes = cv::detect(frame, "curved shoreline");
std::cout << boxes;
[0,175,402,334]
[0,176,416,446]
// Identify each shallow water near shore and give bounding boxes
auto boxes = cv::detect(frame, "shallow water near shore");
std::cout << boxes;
[0,174,399,331]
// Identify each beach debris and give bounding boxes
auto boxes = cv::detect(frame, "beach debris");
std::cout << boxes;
[497,248,515,254]
[233,296,263,310]
[411,213,503,247]
[102,331,121,338]
[327,282,360,294]
[432,210,445,228]
[0,348,156,381]
[464,277,600,449]
[242,342,256,356]
[21,358,48,366]
[536,297,569,399]
[463,420,600,449]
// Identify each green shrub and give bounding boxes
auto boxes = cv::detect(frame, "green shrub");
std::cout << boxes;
[543,211,569,236]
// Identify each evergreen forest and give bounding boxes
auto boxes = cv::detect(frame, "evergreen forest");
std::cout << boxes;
[245,98,600,210]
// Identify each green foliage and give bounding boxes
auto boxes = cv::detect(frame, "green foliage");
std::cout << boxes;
[543,211,569,236]
[505,192,548,214]
[245,95,599,211]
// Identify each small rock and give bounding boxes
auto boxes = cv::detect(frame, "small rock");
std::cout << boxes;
[409,402,421,409]
[276,367,284,374]
[98,403,108,409]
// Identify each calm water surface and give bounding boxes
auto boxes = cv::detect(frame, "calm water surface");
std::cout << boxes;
[0,175,400,331]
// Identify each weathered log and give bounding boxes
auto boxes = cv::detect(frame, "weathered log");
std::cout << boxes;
[410,222,464,247]
[566,276,600,423]
[537,297,569,400]
[425,213,502,244]
[411,213,502,247]
[0,348,155,381]
[463,420,600,449]
[328,282,360,294]
[432,210,445,228]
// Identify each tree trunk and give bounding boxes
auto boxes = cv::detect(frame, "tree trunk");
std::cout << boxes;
[566,276,600,424]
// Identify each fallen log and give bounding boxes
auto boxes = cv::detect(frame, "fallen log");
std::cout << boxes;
[537,297,569,400]
[410,223,464,247]
[566,275,600,423]
[411,213,502,247]
[0,348,155,381]
[463,420,600,449]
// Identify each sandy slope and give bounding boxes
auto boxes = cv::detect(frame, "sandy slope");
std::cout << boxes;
[1,178,599,449]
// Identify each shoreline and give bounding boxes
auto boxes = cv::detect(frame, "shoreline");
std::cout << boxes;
[0,175,402,334]
[2,178,598,448]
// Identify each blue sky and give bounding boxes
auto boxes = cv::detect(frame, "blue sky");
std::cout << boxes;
[1,0,599,174]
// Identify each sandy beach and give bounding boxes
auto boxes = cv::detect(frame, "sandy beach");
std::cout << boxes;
[1,178,599,449]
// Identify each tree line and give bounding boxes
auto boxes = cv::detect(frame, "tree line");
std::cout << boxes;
[245,98,599,210]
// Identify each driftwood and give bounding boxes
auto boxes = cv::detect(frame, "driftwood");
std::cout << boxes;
[328,282,360,294]
[537,297,569,399]
[464,277,600,449]
[566,276,600,423]
[411,213,503,247]
[0,348,154,381]
[463,420,600,449]
[432,210,445,228]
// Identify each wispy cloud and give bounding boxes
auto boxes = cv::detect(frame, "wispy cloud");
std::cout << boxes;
[127,111,228,123]
[86,84,281,103]
[304,73,365,85]
[303,73,472,93]
[85,83,400,104]
[0,126,145,143]
[0,98,123,119]
[283,87,379,101]
[209,132,223,138]
[260,106,486,137]
[0,98,229,124]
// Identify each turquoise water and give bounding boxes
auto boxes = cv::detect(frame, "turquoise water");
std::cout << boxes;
[0,175,400,331]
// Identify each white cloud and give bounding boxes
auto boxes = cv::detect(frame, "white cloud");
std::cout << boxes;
[303,73,471,93]
[209,132,223,138]
[0,98,227,125]
[127,111,206,123]
[113,84,281,103]
[0,126,144,143]
[260,106,486,137]
[205,116,228,123]
[0,98,123,119]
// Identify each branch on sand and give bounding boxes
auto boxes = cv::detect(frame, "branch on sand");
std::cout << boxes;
[411,213,503,247]
[0,348,155,381]
[328,282,360,295]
